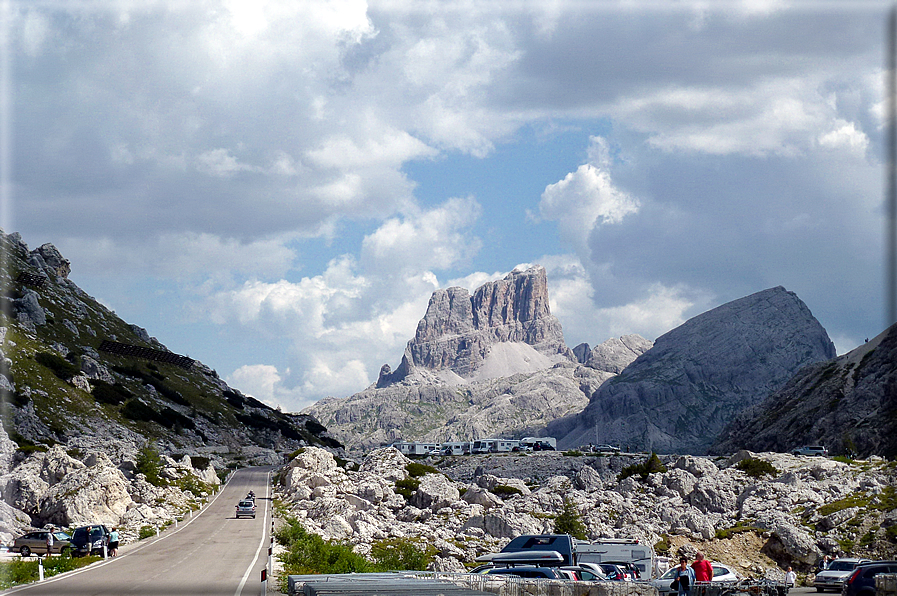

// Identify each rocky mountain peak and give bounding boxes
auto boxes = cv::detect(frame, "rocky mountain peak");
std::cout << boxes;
[550,286,836,454]
[381,265,570,385]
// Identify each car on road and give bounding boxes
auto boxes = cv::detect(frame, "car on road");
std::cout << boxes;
[842,561,897,596]
[70,525,111,557]
[592,444,622,454]
[483,566,565,579]
[652,563,740,596]
[235,499,256,518]
[11,531,72,557]
[792,446,829,456]
[814,558,870,592]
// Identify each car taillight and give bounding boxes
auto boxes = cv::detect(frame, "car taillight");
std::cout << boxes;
[846,569,862,585]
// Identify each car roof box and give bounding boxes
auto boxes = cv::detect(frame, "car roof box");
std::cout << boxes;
[475,550,565,564]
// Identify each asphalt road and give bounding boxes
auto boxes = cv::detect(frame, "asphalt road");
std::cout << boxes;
[1,467,273,596]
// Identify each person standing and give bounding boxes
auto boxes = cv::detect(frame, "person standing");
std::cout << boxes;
[45,529,54,557]
[785,566,797,589]
[673,557,697,596]
[692,552,714,583]
[109,528,119,557]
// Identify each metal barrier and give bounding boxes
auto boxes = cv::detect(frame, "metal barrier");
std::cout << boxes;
[877,574,897,596]
[692,580,789,596]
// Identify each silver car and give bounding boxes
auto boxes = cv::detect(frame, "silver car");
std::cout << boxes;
[813,558,869,592]
[652,564,739,596]
[235,499,256,519]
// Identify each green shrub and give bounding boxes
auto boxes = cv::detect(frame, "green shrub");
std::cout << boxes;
[275,518,371,577]
[0,555,101,589]
[736,457,780,478]
[715,522,762,539]
[405,462,439,477]
[563,450,583,456]
[190,456,211,470]
[553,497,587,539]
[286,448,306,461]
[369,538,436,571]
[91,380,132,405]
[394,477,420,500]
[491,484,523,497]
[818,492,871,516]
[618,452,667,482]
[136,444,165,486]
[654,535,671,554]
[138,526,156,540]
[34,352,79,380]
[886,525,897,542]
[121,399,158,423]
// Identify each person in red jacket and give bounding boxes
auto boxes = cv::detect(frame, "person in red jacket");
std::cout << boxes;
[692,552,714,583]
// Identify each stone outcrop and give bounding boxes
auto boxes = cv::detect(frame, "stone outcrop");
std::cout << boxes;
[277,447,897,574]
[379,266,571,385]
[586,334,654,374]
[711,323,897,458]
[550,287,836,454]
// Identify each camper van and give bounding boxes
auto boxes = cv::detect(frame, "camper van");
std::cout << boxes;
[575,538,656,578]
[472,439,499,454]
[441,441,471,455]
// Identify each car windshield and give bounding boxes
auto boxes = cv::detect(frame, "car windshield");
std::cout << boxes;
[661,568,678,579]
[829,561,856,571]
[712,566,730,575]
[53,532,70,540]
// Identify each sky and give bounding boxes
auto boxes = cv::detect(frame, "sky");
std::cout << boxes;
[1,0,891,412]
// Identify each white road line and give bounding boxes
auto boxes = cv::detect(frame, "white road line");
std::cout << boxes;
[234,471,271,596]
[0,470,236,595]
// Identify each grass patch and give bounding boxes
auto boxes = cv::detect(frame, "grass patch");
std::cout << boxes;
[716,522,763,539]
[563,450,583,456]
[491,484,522,497]
[138,526,156,540]
[817,492,871,517]
[0,555,101,589]
[618,452,667,482]
[405,462,439,477]
[654,535,671,554]
[394,477,420,500]
[34,351,79,380]
[736,457,780,478]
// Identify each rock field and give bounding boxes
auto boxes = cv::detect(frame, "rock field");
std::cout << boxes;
[276,447,897,577]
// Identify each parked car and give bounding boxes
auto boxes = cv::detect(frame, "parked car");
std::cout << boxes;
[842,561,897,596]
[651,563,739,596]
[484,566,564,579]
[235,499,256,518]
[814,558,870,592]
[792,446,829,456]
[560,565,606,581]
[70,525,111,557]
[11,531,72,557]
[592,444,621,454]
[576,562,609,579]
[606,560,641,580]
[599,563,629,580]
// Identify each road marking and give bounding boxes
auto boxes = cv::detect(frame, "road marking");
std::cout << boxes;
[234,471,272,596]
[0,470,236,594]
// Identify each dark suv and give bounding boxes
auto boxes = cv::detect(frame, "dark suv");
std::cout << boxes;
[70,524,111,557]
[842,561,897,596]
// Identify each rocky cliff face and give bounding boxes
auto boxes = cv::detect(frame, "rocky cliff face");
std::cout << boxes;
[711,324,897,458]
[277,446,897,574]
[381,266,571,385]
[550,287,836,454]
[0,230,340,544]
[307,266,652,451]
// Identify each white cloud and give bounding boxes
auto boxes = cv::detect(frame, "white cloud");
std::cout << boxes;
[196,149,261,177]
[817,120,869,153]
[539,136,639,255]
[226,364,281,405]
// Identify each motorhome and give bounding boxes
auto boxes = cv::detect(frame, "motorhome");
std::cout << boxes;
[390,442,439,456]
[472,439,499,454]
[520,436,557,451]
[441,441,471,455]
[574,538,656,578]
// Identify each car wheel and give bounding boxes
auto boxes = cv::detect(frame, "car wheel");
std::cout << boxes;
[20,546,30,557]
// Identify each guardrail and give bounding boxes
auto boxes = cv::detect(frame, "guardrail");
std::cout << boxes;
[691,581,789,596]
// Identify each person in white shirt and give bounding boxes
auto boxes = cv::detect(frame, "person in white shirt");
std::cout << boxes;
[785,566,797,589]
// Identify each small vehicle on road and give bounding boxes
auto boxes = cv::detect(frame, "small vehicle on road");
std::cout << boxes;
[651,563,739,596]
[813,558,869,592]
[11,531,72,557]
[70,525,111,557]
[791,445,828,456]
[842,561,897,596]
[592,444,621,454]
[235,499,256,519]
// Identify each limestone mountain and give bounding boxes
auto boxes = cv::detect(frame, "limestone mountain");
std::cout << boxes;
[549,287,837,454]
[710,323,897,458]
[376,265,571,387]
[306,266,652,451]
[0,230,340,541]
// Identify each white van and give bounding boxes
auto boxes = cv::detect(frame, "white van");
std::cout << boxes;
[575,538,656,578]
